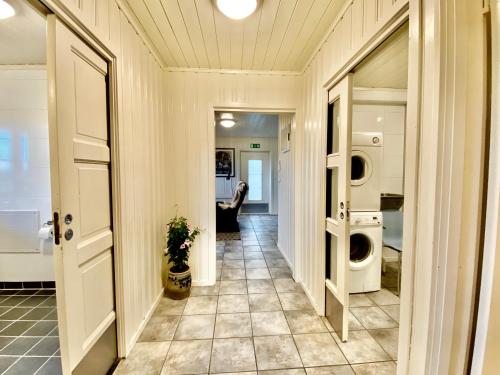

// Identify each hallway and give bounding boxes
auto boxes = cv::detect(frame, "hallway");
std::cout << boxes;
[114,215,399,375]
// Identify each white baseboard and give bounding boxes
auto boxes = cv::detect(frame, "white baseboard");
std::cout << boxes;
[125,288,164,356]
[276,242,294,270]
[299,280,322,315]
[192,280,216,286]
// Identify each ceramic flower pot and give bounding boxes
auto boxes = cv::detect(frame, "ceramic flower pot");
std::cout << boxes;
[165,266,191,300]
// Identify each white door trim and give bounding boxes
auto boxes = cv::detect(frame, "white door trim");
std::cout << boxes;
[40,2,128,364]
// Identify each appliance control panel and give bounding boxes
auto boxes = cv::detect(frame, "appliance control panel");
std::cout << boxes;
[350,213,382,226]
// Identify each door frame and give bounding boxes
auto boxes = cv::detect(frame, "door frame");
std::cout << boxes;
[240,150,272,207]
[209,106,297,283]
[35,0,127,369]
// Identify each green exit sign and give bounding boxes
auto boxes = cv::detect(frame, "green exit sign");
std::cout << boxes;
[250,143,261,149]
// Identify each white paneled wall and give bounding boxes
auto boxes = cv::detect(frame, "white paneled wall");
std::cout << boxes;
[277,114,295,269]
[118,14,170,353]
[164,71,300,285]
[297,0,409,312]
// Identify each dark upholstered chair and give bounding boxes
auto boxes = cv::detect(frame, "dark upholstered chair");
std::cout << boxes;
[216,181,248,232]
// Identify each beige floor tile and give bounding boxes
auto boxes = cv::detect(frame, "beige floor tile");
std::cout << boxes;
[139,315,179,342]
[224,252,244,260]
[368,328,399,360]
[221,267,247,280]
[224,260,245,268]
[253,335,303,370]
[219,280,248,295]
[244,245,261,251]
[284,310,328,334]
[380,305,400,324]
[244,252,265,260]
[214,313,252,338]
[251,311,290,336]
[293,333,348,367]
[173,315,215,340]
[247,279,275,294]
[248,293,282,312]
[190,282,220,297]
[210,338,257,373]
[305,365,354,374]
[183,296,218,315]
[350,307,398,329]
[217,294,250,313]
[246,268,272,280]
[245,259,268,268]
[273,279,302,293]
[114,341,170,375]
[350,294,376,307]
[269,268,293,279]
[278,292,313,311]
[161,339,212,374]
[260,369,306,374]
[266,259,289,268]
[366,290,400,306]
[332,330,390,364]
[350,361,397,374]
[153,298,186,316]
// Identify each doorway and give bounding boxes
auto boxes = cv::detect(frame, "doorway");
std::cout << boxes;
[240,151,271,213]
[324,21,409,370]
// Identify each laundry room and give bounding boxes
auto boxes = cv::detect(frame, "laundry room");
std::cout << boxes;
[324,20,409,367]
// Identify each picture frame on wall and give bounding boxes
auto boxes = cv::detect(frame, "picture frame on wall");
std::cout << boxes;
[216,148,235,177]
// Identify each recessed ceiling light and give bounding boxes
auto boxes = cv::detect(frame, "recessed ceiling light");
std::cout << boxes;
[0,0,15,20]
[216,0,258,20]
[220,119,236,128]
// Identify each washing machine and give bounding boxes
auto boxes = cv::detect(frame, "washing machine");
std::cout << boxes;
[349,211,382,293]
[351,132,383,212]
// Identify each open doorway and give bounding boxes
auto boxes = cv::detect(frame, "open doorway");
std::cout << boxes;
[325,21,409,370]
[0,1,62,374]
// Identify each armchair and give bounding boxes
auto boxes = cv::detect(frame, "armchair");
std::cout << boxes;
[216,181,248,232]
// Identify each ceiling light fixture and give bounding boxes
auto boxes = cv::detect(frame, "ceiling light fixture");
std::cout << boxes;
[216,0,258,20]
[0,0,15,20]
[220,119,236,128]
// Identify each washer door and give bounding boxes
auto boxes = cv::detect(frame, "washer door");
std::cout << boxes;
[351,150,373,186]
[349,231,375,270]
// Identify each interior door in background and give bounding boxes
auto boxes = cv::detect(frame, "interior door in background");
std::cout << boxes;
[240,151,271,205]
[47,16,117,374]
[325,74,353,342]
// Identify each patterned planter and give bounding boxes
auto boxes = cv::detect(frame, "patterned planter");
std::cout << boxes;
[165,267,191,300]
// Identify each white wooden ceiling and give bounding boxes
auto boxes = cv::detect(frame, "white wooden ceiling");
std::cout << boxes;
[216,112,278,138]
[125,0,344,71]
[0,0,46,65]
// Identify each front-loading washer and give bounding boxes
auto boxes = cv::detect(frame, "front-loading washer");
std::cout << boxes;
[351,132,383,212]
[349,211,382,293]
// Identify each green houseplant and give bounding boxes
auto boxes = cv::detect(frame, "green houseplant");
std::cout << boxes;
[164,216,200,299]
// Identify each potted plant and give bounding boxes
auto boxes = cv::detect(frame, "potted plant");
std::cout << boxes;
[164,216,201,299]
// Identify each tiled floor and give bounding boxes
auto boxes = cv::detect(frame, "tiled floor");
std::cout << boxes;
[0,289,61,375]
[114,215,400,375]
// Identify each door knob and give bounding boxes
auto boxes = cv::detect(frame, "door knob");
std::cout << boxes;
[64,229,74,241]
[64,214,73,225]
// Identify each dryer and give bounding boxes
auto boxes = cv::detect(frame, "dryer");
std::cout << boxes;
[349,211,382,293]
[351,132,383,211]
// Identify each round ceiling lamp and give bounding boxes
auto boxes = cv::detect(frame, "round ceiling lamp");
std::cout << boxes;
[220,119,236,128]
[216,0,258,20]
[0,1,15,20]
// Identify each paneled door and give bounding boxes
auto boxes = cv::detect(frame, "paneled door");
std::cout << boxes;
[47,16,117,374]
[325,74,353,342]
[241,151,271,204]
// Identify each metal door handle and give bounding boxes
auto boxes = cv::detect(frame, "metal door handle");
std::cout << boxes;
[53,212,61,245]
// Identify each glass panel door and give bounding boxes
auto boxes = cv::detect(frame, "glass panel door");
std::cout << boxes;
[240,151,270,204]
[325,74,353,342]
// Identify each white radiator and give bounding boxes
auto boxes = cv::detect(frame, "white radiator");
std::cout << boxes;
[0,210,40,253]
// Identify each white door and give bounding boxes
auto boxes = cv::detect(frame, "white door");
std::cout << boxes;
[47,16,117,374]
[241,151,271,205]
[325,74,353,342]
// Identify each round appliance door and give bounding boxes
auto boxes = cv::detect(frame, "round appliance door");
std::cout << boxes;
[351,150,373,186]
[349,230,375,270]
